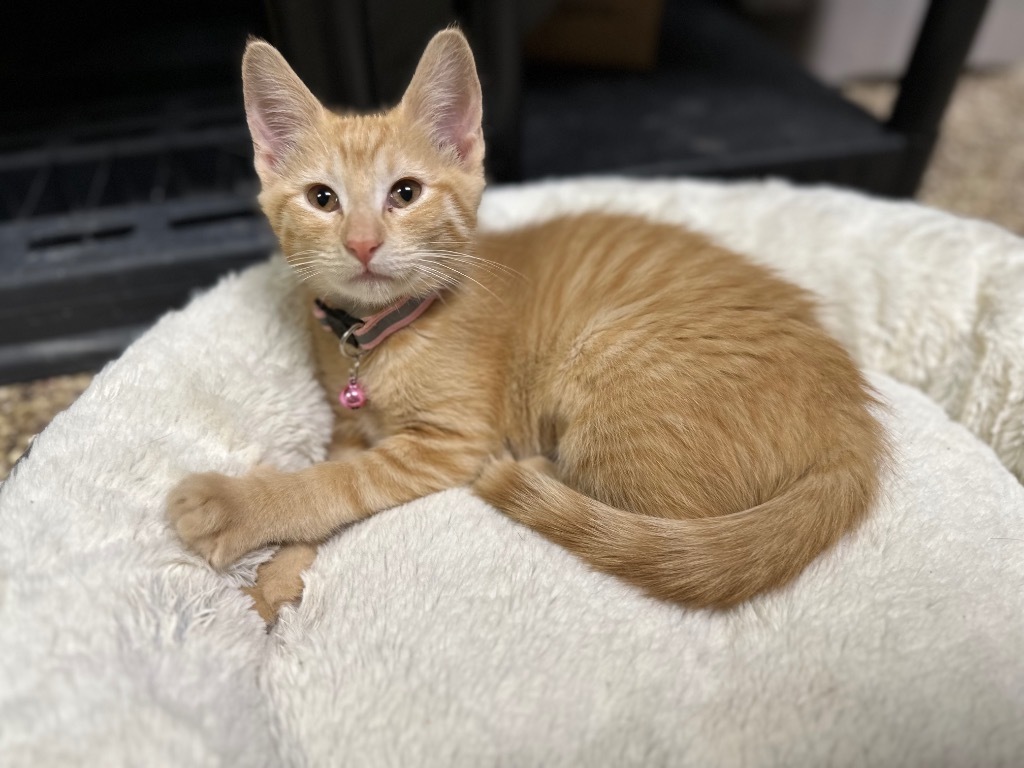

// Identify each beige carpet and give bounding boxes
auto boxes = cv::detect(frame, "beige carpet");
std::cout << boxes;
[846,63,1024,236]
[2,64,1022,480]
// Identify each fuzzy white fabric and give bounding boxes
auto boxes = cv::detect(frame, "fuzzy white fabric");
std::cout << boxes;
[2,178,1023,768]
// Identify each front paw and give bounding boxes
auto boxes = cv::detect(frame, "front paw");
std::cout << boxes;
[167,471,268,569]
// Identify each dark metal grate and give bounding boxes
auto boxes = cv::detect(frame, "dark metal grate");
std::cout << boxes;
[0,101,256,223]
[0,93,275,383]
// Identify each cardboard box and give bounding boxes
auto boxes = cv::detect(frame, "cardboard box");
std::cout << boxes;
[524,0,665,71]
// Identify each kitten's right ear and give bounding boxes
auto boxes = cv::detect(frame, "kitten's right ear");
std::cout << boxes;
[242,39,324,179]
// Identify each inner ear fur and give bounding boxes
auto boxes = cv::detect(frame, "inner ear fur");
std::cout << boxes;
[399,29,485,167]
[242,39,325,178]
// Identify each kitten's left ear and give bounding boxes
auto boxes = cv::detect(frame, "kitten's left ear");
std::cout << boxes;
[400,29,484,168]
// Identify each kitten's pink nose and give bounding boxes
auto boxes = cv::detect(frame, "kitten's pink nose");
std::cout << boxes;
[346,237,381,267]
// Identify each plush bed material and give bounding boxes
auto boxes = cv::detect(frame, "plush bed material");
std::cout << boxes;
[2,179,1023,767]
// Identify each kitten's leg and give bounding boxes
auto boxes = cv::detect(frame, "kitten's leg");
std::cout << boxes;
[242,542,317,625]
[241,424,363,624]
[168,431,488,568]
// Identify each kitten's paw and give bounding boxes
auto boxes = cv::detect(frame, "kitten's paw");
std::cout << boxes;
[242,543,318,626]
[167,471,270,569]
[242,584,278,625]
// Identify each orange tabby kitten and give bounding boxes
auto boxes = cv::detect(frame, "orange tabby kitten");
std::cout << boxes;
[168,30,887,622]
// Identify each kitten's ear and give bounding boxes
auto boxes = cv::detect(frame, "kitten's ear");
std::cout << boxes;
[242,39,324,179]
[400,29,484,168]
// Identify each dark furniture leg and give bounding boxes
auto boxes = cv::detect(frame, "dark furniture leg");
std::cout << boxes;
[888,0,991,196]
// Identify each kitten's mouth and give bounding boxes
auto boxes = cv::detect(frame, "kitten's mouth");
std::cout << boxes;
[353,270,393,284]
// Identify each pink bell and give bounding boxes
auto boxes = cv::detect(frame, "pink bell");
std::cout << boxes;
[340,378,367,409]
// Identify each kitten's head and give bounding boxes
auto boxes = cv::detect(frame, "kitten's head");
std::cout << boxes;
[242,30,485,312]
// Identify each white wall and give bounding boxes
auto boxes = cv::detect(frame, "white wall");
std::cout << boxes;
[743,0,1024,83]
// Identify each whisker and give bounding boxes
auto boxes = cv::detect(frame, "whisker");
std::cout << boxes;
[284,253,331,264]
[418,250,524,279]
[411,264,461,289]
[419,253,511,281]
[290,265,323,282]
[409,269,461,297]
[423,255,522,282]
[420,259,504,304]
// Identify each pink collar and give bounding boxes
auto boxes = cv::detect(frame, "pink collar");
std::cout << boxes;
[313,294,438,351]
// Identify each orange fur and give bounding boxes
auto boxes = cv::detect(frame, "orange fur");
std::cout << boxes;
[168,30,888,621]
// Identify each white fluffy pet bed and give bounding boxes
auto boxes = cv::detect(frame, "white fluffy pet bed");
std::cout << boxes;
[2,178,1023,767]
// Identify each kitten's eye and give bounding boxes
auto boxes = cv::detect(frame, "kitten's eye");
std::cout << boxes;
[306,184,340,212]
[388,179,422,209]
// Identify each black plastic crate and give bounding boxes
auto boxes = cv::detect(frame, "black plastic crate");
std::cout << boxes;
[517,0,908,191]
[0,2,272,383]
[0,0,987,383]
[0,94,274,383]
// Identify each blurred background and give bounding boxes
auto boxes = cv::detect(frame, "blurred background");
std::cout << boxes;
[1,0,1021,477]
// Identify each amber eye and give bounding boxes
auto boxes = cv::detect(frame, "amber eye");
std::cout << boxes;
[388,179,422,209]
[306,184,340,212]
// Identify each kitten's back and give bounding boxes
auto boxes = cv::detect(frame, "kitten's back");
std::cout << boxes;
[473,213,887,605]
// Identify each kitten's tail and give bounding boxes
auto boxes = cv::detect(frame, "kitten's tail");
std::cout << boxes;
[473,457,879,607]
